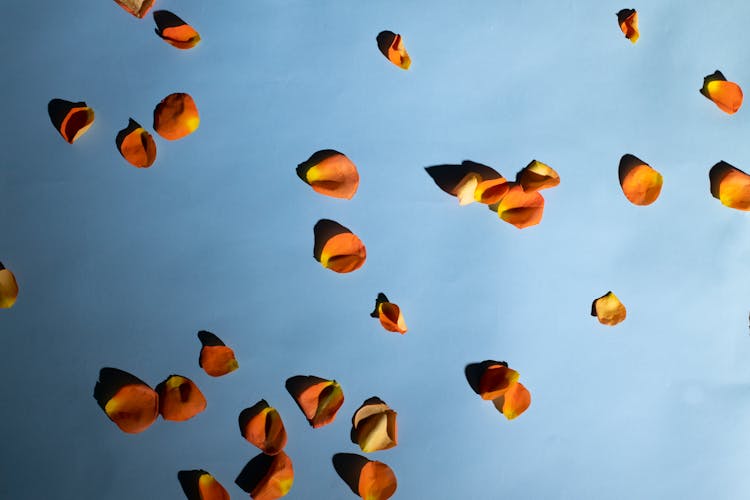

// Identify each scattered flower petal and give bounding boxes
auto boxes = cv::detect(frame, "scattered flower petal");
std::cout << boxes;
[0,262,19,309]
[156,374,207,421]
[618,154,663,206]
[178,470,230,500]
[236,451,294,500]
[114,0,154,18]
[198,330,239,377]
[617,9,639,43]
[93,368,159,434]
[478,362,520,400]
[313,219,366,273]
[116,118,157,168]
[591,291,627,326]
[351,397,398,453]
[495,183,544,228]
[48,99,94,144]
[376,31,411,70]
[709,161,750,210]
[239,400,288,455]
[154,11,201,50]
[153,93,200,140]
[492,381,531,420]
[701,71,743,114]
[286,375,344,428]
[370,293,407,334]
[516,160,560,192]
[297,150,360,199]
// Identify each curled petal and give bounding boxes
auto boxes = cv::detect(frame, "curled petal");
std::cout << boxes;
[351,397,398,453]
[154,11,201,49]
[425,161,503,202]
[618,154,663,206]
[478,363,520,400]
[516,160,560,192]
[701,71,743,114]
[496,184,544,229]
[198,330,239,377]
[709,161,750,210]
[617,9,639,43]
[370,293,407,334]
[153,93,200,140]
[239,400,288,455]
[358,461,398,500]
[313,219,366,274]
[474,177,509,204]
[93,368,159,434]
[177,470,230,500]
[116,119,157,168]
[236,451,294,500]
[286,375,344,428]
[591,291,627,326]
[48,99,94,144]
[376,31,411,70]
[492,382,531,420]
[156,374,207,421]
[297,150,360,199]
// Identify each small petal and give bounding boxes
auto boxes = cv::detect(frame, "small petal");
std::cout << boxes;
[156,374,207,421]
[313,219,366,274]
[153,93,200,140]
[154,11,201,50]
[617,9,639,43]
[351,397,398,453]
[297,150,360,199]
[116,119,157,168]
[286,375,344,428]
[93,368,159,434]
[478,363,520,400]
[618,154,663,206]
[709,161,750,210]
[236,451,294,500]
[370,293,407,334]
[114,0,154,18]
[701,71,743,114]
[358,461,398,500]
[591,291,627,326]
[197,330,239,377]
[492,381,531,420]
[376,31,411,70]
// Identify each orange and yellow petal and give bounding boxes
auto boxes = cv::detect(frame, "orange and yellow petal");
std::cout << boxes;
[591,291,627,326]
[492,381,531,420]
[156,374,207,421]
[178,470,230,500]
[358,461,398,500]
[314,220,366,273]
[516,160,560,192]
[352,398,398,453]
[478,363,520,400]
[474,177,509,204]
[236,452,294,500]
[376,31,410,70]
[286,375,345,428]
[239,400,288,455]
[0,263,19,309]
[197,330,238,377]
[48,99,95,144]
[701,71,743,114]
[153,93,200,140]
[153,11,201,50]
[496,184,545,229]
[709,161,750,210]
[117,119,156,168]
[617,9,639,43]
[93,368,159,434]
[114,0,154,18]
[618,154,663,206]
[297,150,360,199]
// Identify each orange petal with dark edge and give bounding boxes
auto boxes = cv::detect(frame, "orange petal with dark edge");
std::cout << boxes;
[709,161,750,210]
[376,31,411,70]
[359,461,398,500]
[296,150,360,199]
[425,161,503,203]
[236,451,294,500]
[617,9,639,43]
[116,119,157,168]
[478,363,520,400]
[351,397,398,453]
[178,470,230,500]
[0,262,19,309]
[313,219,366,273]
[591,291,626,326]
[618,154,663,206]
[156,374,207,421]
[198,330,239,377]
[93,368,159,434]
[239,400,288,455]
[48,99,94,144]
[492,381,531,420]
[154,11,201,50]
[285,375,344,428]
[474,177,509,204]
[701,71,743,114]
[370,293,407,334]
[153,93,200,140]
[114,0,154,18]
[516,160,560,192]
[496,183,544,229]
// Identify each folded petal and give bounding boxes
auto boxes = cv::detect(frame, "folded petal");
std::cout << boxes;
[198,330,239,377]
[474,177,509,204]
[296,150,360,199]
[286,375,344,428]
[114,0,154,18]
[48,99,94,144]
[376,31,411,70]
[516,160,560,192]
[709,161,750,210]
[425,161,504,204]
[492,381,531,420]
[313,219,366,273]
[93,368,159,434]
[478,362,520,400]
[236,451,294,500]
[154,11,201,50]
[618,154,663,205]
[153,93,200,140]
[178,470,230,500]
[370,293,407,334]
[0,262,19,309]
[616,9,639,43]
[239,400,288,455]
[701,71,743,114]
[116,119,157,168]
[496,183,544,228]
[351,397,398,453]
[591,291,626,326]
[156,374,207,421]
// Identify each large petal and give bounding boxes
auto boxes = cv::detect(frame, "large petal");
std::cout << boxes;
[351,397,398,453]
[701,71,743,114]
[156,374,207,421]
[496,184,544,228]
[93,367,159,434]
[286,375,345,428]
[239,400,288,455]
[313,219,366,273]
[618,154,663,206]
[236,451,294,500]
[297,150,360,199]
[709,161,750,210]
[0,263,19,309]
[153,93,200,140]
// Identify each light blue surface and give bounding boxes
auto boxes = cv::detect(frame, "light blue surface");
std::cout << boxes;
[3,1,750,498]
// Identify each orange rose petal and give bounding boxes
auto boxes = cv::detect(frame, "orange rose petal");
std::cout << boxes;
[496,183,545,228]
[351,397,398,453]
[198,330,239,377]
[617,9,639,43]
[478,363,520,400]
[358,461,398,500]
[709,161,750,210]
[492,382,531,420]
[474,177,509,204]
[376,31,411,70]
[591,291,627,326]
[236,451,294,500]
[370,293,407,334]
[516,160,560,192]
[93,368,159,434]
[618,154,663,206]
[425,161,504,201]
[239,400,288,455]
[178,470,230,500]
[116,119,157,168]
[156,374,207,421]
[154,11,201,49]
[48,99,95,144]
[286,375,344,428]
[313,219,366,274]
[296,150,360,199]
[153,93,200,140]
[0,263,19,309]
[701,71,743,114]
[114,0,154,18]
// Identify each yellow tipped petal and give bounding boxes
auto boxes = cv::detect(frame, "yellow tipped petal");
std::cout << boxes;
[591,291,627,326]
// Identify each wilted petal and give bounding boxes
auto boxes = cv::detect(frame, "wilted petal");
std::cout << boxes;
[352,397,398,453]
[492,382,531,420]
[376,31,411,70]
[709,161,750,210]
[236,451,294,500]
[239,400,288,455]
[114,0,153,18]
[701,71,743,114]
[313,219,366,273]
[0,263,19,309]
[198,330,239,377]
[496,183,544,228]
[116,119,157,168]
[156,374,207,421]
[153,93,200,140]
[617,9,639,43]
[154,11,201,49]
[478,363,520,400]
[618,154,663,205]
[48,99,94,144]
[178,470,230,500]
[93,368,159,434]
[296,150,360,199]
[591,291,626,326]
[286,375,344,428]
[370,293,407,334]
[516,160,560,192]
